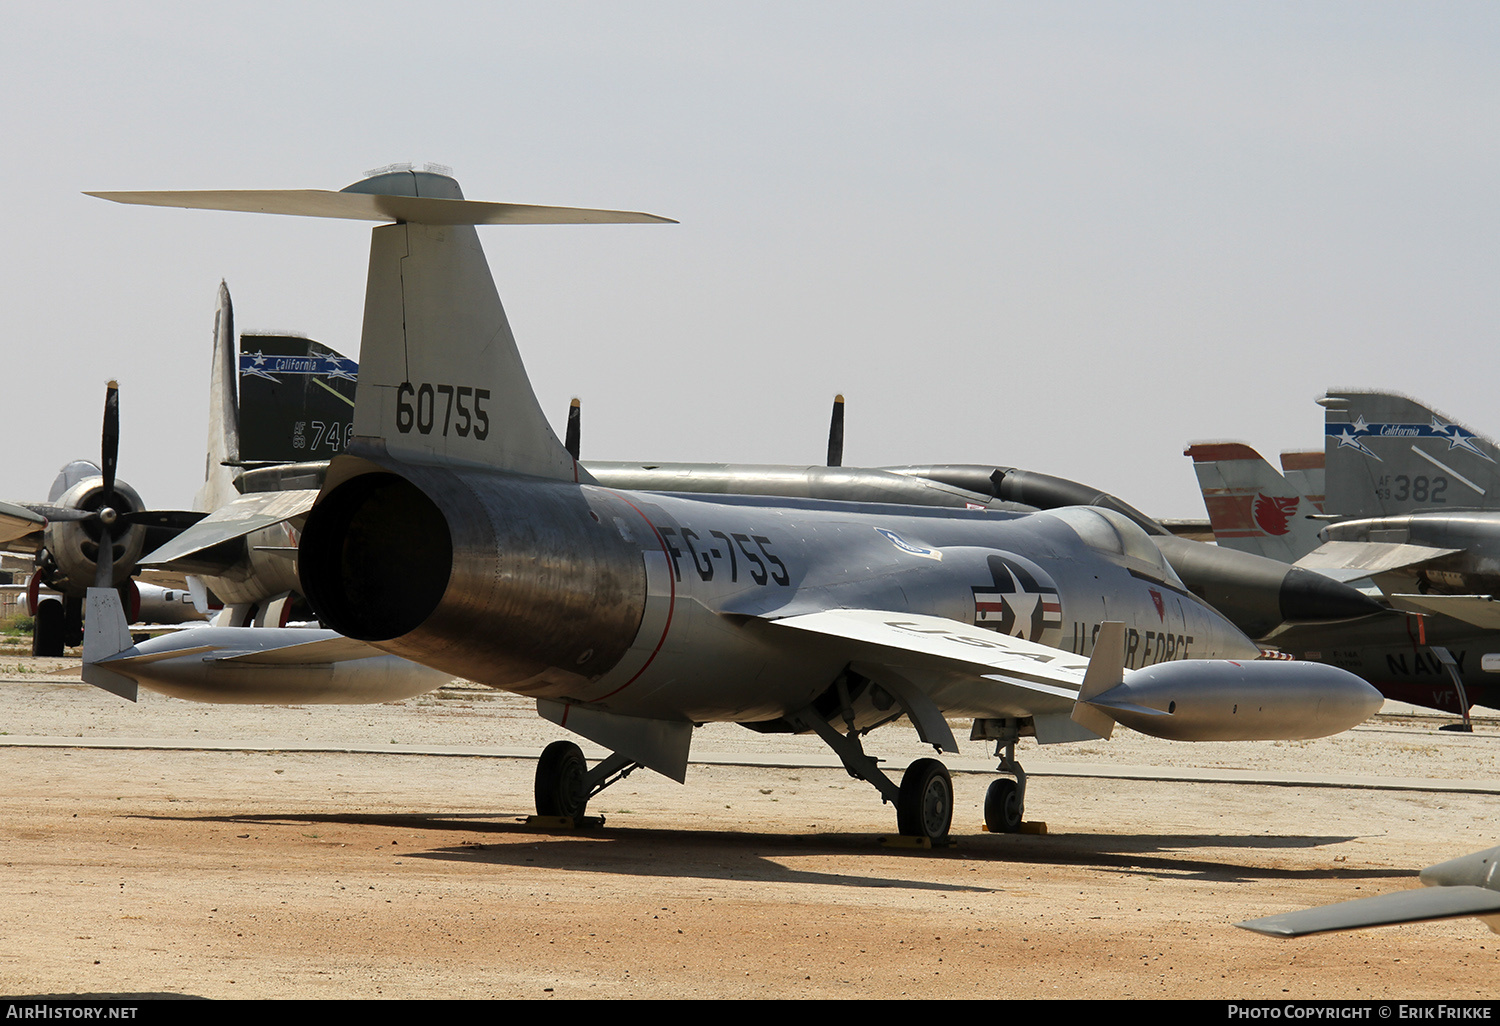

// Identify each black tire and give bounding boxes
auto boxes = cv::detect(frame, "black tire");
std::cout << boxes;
[535,740,589,818]
[984,778,1023,833]
[896,758,953,841]
[32,601,64,657]
[63,595,84,648]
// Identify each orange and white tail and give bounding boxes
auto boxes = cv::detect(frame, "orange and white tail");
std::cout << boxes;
[1185,442,1324,562]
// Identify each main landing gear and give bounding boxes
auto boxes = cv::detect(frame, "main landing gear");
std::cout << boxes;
[532,740,644,823]
[974,718,1027,834]
[896,758,954,841]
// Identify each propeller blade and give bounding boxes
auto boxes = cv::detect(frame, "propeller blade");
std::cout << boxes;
[95,381,120,590]
[100,380,119,501]
[826,394,845,468]
[565,397,581,461]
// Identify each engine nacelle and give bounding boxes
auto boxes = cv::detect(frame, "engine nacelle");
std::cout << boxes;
[38,476,149,593]
[298,467,648,697]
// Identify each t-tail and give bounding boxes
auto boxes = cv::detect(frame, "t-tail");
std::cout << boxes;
[91,167,674,484]
[1321,391,1500,518]
[1185,443,1324,562]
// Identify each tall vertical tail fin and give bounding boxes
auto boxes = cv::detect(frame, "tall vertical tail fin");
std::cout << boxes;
[1185,442,1324,562]
[195,282,240,512]
[89,167,675,481]
[1322,391,1500,517]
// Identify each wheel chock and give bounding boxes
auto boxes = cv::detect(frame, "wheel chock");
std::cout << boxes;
[880,834,956,849]
[524,814,606,830]
[982,820,1047,835]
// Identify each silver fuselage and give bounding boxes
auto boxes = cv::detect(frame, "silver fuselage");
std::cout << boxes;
[300,458,1260,728]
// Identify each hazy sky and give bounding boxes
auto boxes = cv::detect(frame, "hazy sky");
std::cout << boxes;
[4,2,1497,517]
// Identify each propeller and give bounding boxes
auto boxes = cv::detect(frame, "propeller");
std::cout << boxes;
[826,394,845,468]
[565,397,581,460]
[94,381,121,589]
[28,382,206,591]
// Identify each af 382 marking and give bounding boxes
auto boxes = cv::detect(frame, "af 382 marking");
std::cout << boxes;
[1372,474,1448,505]
[395,381,492,440]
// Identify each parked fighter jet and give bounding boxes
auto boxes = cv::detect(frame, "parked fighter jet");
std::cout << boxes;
[1238,845,1500,937]
[86,167,1382,841]
[1186,440,1500,717]
[1315,391,1500,633]
[154,310,1382,649]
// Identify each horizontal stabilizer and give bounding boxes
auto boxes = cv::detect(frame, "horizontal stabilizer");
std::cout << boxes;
[88,190,676,226]
[142,489,317,568]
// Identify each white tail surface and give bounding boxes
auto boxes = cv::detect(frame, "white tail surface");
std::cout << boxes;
[195,281,240,512]
[90,167,675,480]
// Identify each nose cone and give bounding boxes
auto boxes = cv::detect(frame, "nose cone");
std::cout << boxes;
[1278,566,1384,621]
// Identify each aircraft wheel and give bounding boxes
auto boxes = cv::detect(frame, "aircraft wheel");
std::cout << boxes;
[63,596,84,648]
[535,740,589,818]
[32,601,64,657]
[984,778,1023,833]
[896,758,953,841]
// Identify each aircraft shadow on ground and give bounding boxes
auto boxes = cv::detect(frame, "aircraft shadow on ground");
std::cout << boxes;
[131,810,1399,889]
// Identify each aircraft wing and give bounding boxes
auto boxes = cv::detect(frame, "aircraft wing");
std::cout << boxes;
[1294,540,1459,578]
[141,489,317,568]
[1238,886,1500,937]
[763,609,1101,744]
[761,609,1382,745]
[1388,593,1500,630]
[0,500,45,547]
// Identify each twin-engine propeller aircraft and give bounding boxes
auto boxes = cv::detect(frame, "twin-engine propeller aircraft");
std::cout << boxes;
[85,167,1381,841]
[0,385,205,654]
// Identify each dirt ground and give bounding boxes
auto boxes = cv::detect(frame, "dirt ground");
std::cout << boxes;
[0,658,1497,1001]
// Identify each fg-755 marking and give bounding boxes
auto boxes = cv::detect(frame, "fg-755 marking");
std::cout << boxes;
[396,381,491,439]
[658,527,790,586]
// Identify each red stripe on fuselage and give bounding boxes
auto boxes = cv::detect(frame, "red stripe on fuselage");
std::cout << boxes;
[594,490,677,700]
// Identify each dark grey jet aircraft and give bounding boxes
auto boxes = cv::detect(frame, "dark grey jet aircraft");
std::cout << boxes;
[1188,395,1500,718]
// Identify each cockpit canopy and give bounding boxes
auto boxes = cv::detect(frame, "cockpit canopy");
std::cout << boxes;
[1041,506,1186,589]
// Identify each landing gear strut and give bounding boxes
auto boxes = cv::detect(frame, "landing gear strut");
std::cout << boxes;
[786,693,954,843]
[533,740,643,822]
[973,718,1027,832]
